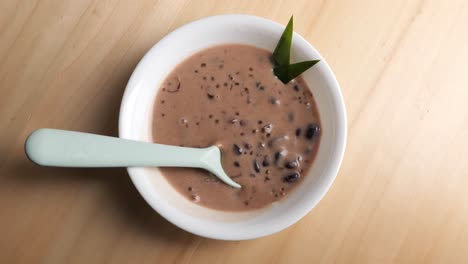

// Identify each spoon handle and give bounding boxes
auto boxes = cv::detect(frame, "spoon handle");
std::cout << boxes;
[25,128,208,168]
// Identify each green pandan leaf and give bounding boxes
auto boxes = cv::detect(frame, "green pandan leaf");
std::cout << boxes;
[272,16,293,67]
[272,16,320,83]
[273,60,320,83]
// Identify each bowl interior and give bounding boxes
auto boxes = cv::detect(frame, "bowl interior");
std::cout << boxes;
[119,14,346,240]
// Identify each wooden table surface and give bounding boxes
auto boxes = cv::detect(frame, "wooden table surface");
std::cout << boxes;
[2,0,468,263]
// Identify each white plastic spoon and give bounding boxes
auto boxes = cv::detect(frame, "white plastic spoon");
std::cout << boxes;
[25,128,241,188]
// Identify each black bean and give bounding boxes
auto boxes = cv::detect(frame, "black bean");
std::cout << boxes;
[283,172,300,183]
[244,143,252,149]
[179,118,188,125]
[239,120,248,126]
[293,84,300,92]
[285,161,298,169]
[274,152,282,165]
[295,128,302,137]
[207,93,215,99]
[305,123,320,140]
[233,144,243,155]
[262,124,273,133]
[253,159,261,173]
[201,63,206,67]
[234,161,240,167]
[262,155,270,167]
[270,98,280,105]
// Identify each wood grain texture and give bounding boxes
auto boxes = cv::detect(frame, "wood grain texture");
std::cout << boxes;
[1,0,468,263]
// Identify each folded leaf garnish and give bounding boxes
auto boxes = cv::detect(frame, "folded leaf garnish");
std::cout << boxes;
[272,16,293,67]
[272,16,320,84]
[273,60,320,83]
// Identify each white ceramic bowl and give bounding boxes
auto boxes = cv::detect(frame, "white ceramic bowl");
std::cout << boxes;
[119,14,347,240]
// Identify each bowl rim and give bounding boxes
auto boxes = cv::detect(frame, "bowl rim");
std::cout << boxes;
[119,14,347,240]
